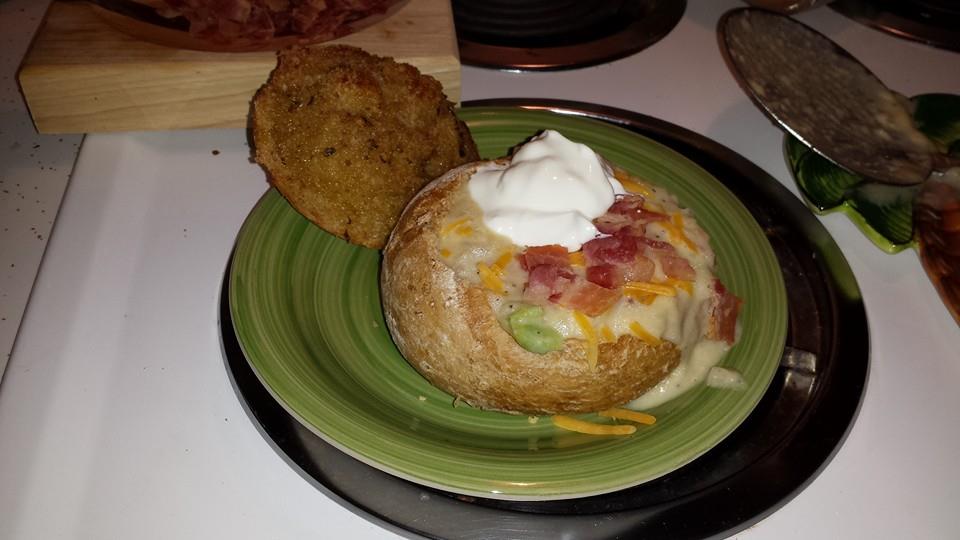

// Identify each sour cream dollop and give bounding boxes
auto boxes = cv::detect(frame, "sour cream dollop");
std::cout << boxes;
[467,130,625,251]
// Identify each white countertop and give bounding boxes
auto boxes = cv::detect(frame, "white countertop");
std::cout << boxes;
[2,1,959,538]
[0,0,81,376]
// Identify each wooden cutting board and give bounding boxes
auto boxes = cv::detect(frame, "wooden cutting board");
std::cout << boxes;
[18,0,461,134]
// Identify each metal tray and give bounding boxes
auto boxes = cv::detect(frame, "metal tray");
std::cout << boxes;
[219,99,869,539]
[454,1,685,71]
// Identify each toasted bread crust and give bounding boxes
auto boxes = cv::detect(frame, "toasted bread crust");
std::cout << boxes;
[251,45,479,248]
[382,162,681,415]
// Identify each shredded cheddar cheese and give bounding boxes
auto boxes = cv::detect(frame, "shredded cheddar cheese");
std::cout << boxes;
[599,408,657,425]
[553,415,636,436]
[624,281,676,297]
[491,250,514,275]
[660,213,698,253]
[441,217,470,236]
[644,201,665,214]
[617,177,653,197]
[568,251,586,267]
[572,310,598,370]
[439,248,451,258]
[600,325,615,343]
[630,321,662,345]
[476,262,504,295]
[623,288,657,304]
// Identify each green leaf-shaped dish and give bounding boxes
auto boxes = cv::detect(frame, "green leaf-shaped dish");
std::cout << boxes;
[787,93,960,253]
[229,107,788,500]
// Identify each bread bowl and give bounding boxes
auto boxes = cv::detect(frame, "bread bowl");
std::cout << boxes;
[382,130,741,415]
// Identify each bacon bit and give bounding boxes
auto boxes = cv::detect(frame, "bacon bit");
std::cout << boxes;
[568,251,586,267]
[593,195,670,239]
[638,237,674,251]
[556,280,620,316]
[523,277,554,305]
[594,195,668,236]
[609,196,669,222]
[659,253,696,281]
[630,321,662,345]
[640,239,695,280]
[572,310,598,369]
[477,262,504,295]
[553,415,636,436]
[523,264,575,305]
[599,408,657,425]
[607,195,644,215]
[621,255,655,283]
[623,281,676,297]
[518,245,570,271]
[586,264,619,289]
[586,254,654,289]
[600,325,616,343]
[491,250,514,275]
[594,212,641,235]
[519,246,579,305]
[708,279,742,345]
[583,235,637,265]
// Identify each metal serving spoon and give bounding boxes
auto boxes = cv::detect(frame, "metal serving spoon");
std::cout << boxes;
[719,8,960,325]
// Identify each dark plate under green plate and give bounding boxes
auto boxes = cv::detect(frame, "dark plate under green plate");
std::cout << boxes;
[787,93,960,253]
[228,107,788,500]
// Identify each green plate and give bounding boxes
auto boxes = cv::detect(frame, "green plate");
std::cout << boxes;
[786,93,960,253]
[228,107,788,500]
